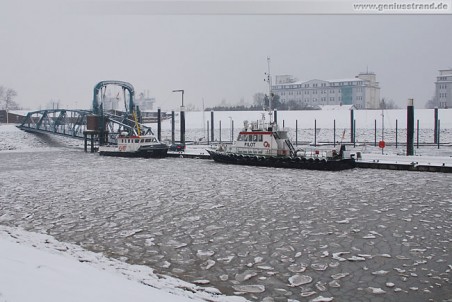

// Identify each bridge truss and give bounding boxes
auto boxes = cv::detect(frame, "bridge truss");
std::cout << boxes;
[17,109,154,143]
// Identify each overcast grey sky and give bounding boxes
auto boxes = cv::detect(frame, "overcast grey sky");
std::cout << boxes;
[1,0,451,111]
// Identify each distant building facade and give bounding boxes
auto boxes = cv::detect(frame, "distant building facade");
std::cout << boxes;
[272,72,380,109]
[435,69,452,109]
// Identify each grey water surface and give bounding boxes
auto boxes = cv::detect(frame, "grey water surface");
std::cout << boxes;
[0,148,451,301]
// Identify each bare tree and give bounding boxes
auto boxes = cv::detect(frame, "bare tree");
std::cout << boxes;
[4,88,19,110]
[379,98,399,109]
[0,86,4,108]
[425,97,438,109]
[253,92,266,108]
[0,87,19,122]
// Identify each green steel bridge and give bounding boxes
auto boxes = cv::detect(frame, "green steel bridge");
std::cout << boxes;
[17,80,154,144]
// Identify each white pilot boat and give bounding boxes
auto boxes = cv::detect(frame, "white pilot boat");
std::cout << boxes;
[98,131,168,158]
[207,116,355,171]
[207,58,355,171]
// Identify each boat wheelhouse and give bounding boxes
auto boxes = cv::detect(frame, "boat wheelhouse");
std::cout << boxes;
[222,117,295,157]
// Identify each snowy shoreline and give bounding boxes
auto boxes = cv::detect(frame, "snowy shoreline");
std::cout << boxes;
[0,225,246,302]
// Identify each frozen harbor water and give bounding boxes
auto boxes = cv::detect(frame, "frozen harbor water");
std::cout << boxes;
[0,125,451,301]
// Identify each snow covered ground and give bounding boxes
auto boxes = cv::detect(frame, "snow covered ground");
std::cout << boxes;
[0,225,245,302]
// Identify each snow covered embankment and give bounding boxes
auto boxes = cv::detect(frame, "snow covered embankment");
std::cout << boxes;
[0,226,247,302]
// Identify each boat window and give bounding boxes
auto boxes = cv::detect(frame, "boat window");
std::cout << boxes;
[258,135,263,142]
[145,139,151,142]
[244,135,248,141]
[253,135,258,141]
[152,138,157,142]
[141,139,145,143]
[248,135,253,141]
[128,139,130,143]
[237,135,243,141]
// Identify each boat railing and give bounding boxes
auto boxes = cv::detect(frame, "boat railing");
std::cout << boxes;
[296,148,338,159]
[232,146,275,155]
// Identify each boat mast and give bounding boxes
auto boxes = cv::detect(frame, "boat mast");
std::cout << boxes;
[265,57,273,124]
[381,101,385,154]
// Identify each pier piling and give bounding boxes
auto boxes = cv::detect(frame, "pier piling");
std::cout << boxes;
[295,120,298,146]
[157,108,161,141]
[180,110,185,145]
[333,119,336,147]
[211,111,214,142]
[314,119,317,147]
[434,107,438,144]
[171,111,175,144]
[396,119,398,148]
[407,99,414,156]
[374,119,377,147]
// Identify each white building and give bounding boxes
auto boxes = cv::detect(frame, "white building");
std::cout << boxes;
[435,69,452,109]
[272,72,380,109]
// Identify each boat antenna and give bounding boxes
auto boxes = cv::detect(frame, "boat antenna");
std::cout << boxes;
[264,57,273,124]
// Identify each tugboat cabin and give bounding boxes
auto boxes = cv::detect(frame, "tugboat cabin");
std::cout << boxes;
[226,120,294,157]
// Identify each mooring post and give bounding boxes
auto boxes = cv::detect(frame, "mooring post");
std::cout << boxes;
[207,121,210,145]
[211,111,214,142]
[274,109,278,125]
[295,120,298,146]
[395,119,398,148]
[180,109,185,146]
[416,119,420,149]
[157,108,161,141]
[90,133,94,153]
[434,107,438,144]
[333,119,336,147]
[219,120,222,143]
[171,111,175,144]
[437,119,441,149]
[314,119,317,147]
[353,119,356,148]
[374,119,377,147]
[231,120,234,142]
[407,99,414,156]
[350,109,354,143]
[283,120,285,129]
[84,132,87,152]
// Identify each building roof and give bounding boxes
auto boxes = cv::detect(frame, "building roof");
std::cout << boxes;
[273,78,365,87]
[326,78,365,83]
[438,70,452,76]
